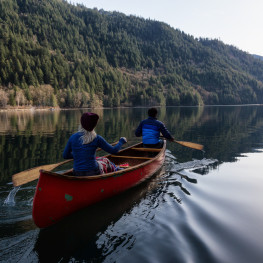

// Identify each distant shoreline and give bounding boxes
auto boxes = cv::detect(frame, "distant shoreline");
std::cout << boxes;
[0,106,133,112]
[1,104,262,112]
[0,106,61,112]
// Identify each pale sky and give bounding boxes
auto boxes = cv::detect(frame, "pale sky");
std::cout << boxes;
[68,0,263,56]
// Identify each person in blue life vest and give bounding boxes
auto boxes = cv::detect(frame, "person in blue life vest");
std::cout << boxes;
[135,107,174,148]
[63,112,127,176]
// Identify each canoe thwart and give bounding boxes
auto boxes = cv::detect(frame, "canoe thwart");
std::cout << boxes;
[110,155,153,160]
[131,147,161,152]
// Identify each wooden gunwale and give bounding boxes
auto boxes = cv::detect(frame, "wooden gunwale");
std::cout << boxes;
[41,141,166,181]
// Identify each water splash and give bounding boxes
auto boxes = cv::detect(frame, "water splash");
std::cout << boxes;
[165,151,178,162]
[3,186,20,206]
[166,158,218,173]
[165,149,218,172]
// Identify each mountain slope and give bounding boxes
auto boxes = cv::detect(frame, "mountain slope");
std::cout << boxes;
[0,0,263,108]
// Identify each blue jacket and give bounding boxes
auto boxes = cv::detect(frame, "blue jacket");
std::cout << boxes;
[63,133,126,172]
[135,117,173,144]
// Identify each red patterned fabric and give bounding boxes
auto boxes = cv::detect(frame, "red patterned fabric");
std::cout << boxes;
[96,157,117,174]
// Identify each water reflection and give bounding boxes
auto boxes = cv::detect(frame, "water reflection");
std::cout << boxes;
[1,106,263,185]
[1,106,263,262]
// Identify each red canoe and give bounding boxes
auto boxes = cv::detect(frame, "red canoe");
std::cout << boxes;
[32,141,166,228]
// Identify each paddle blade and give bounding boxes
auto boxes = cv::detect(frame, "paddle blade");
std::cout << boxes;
[175,140,204,151]
[12,160,72,187]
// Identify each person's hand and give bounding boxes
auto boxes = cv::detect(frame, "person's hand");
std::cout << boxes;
[120,137,127,143]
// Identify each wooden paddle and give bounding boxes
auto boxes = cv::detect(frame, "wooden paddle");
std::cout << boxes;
[161,136,204,151]
[12,141,119,187]
[173,140,204,151]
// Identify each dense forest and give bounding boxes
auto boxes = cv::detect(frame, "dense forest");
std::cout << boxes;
[1,0,263,108]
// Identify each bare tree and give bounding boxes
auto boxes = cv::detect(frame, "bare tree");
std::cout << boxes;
[0,89,8,108]
[15,88,27,106]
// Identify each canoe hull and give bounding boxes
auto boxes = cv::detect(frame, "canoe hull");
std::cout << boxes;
[32,142,166,228]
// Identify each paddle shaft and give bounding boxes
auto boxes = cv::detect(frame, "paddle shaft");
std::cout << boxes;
[160,136,204,151]
[12,141,119,187]
[173,140,204,151]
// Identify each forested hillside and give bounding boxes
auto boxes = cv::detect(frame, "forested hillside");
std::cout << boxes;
[1,0,263,108]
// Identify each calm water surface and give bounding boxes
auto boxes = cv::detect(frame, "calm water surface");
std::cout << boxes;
[0,106,263,263]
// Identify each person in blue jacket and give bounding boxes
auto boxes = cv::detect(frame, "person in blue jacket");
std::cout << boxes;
[135,107,174,148]
[63,112,127,176]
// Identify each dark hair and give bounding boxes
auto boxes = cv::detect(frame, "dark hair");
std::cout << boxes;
[148,107,158,118]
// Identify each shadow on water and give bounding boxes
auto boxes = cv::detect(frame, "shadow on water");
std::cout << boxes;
[33,166,167,262]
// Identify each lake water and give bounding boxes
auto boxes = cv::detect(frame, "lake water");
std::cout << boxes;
[0,106,263,263]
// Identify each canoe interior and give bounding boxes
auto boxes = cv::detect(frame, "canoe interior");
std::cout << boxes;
[60,142,163,176]
[109,146,161,164]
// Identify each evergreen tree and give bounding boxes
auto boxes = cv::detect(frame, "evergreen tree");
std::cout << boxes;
[0,0,263,108]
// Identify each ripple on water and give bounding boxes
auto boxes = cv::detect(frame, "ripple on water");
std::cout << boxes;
[92,156,219,263]
[0,230,39,263]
